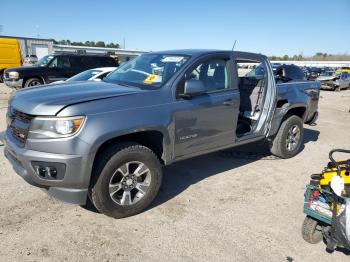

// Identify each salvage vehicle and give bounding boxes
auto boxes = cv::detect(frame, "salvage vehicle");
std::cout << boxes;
[317,71,350,91]
[3,54,118,88]
[0,38,22,83]
[3,50,320,218]
[51,67,117,84]
[305,67,322,81]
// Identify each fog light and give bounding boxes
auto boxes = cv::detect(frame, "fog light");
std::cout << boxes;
[35,166,47,177]
[31,161,66,180]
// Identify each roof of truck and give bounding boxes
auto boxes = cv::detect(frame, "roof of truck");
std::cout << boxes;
[149,49,266,58]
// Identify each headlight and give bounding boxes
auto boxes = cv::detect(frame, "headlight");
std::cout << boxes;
[8,71,19,79]
[28,116,85,139]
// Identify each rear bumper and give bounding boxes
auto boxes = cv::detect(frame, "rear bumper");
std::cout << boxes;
[4,78,23,88]
[3,130,90,205]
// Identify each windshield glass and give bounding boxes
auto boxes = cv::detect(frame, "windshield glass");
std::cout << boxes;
[36,55,54,67]
[105,54,190,88]
[67,69,103,82]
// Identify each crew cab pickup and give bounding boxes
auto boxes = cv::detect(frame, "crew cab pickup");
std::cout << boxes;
[3,50,320,218]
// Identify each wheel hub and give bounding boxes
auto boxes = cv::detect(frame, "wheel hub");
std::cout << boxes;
[121,175,137,189]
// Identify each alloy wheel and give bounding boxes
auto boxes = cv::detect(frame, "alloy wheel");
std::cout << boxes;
[109,161,151,206]
[286,124,301,151]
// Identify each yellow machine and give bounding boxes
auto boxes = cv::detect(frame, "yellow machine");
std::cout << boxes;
[319,165,350,186]
[0,38,22,81]
[336,67,350,74]
[310,149,350,197]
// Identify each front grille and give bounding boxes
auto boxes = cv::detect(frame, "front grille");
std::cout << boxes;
[7,107,34,146]
[12,109,33,123]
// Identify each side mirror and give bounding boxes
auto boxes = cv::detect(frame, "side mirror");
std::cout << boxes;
[92,78,102,82]
[180,79,206,99]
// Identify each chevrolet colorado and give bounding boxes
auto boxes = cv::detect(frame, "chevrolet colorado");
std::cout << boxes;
[4,50,320,218]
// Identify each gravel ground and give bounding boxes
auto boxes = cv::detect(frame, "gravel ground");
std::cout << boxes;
[0,83,349,262]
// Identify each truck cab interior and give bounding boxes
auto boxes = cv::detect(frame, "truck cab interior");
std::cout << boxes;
[235,60,267,137]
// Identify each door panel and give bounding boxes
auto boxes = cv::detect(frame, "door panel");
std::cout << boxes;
[174,90,239,157]
[173,55,240,158]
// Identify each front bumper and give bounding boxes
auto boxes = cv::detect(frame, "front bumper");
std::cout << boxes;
[4,78,23,88]
[3,130,91,205]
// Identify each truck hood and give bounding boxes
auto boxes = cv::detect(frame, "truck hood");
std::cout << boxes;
[11,81,143,115]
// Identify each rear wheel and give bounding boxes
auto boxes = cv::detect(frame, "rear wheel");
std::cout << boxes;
[90,142,162,218]
[24,77,43,87]
[302,216,323,244]
[269,115,304,158]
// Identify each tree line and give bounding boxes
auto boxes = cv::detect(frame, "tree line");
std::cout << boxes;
[269,53,350,61]
[53,39,120,48]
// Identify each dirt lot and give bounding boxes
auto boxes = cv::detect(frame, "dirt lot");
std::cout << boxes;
[0,83,349,261]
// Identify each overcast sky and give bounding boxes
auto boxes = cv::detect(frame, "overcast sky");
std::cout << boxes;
[1,0,349,56]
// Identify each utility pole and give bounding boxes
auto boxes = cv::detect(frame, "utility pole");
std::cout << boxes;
[36,25,40,38]
[123,37,125,49]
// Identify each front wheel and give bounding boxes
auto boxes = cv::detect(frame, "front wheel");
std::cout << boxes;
[90,142,162,218]
[269,115,304,159]
[24,77,43,87]
[302,216,324,244]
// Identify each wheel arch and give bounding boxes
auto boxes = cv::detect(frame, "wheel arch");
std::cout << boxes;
[91,129,168,168]
[22,76,45,87]
[268,103,307,137]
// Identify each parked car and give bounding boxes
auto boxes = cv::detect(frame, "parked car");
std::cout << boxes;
[3,54,118,88]
[23,55,38,65]
[3,50,320,218]
[0,38,22,83]
[337,67,350,74]
[52,67,117,84]
[317,71,350,91]
[305,67,322,80]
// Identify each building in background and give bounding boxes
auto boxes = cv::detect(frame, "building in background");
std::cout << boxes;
[0,35,54,60]
[0,35,146,64]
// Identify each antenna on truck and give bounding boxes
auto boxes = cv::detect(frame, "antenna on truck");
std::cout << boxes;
[232,40,237,51]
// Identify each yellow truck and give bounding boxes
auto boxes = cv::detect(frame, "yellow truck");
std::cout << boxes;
[0,38,22,82]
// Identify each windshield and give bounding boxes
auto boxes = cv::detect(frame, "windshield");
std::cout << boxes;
[67,69,103,82]
[105,54,190,88]
[36,55,54,67]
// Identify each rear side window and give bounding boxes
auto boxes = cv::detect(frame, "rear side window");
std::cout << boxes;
[69,56,82,67]
[81,56,98,68]
[81,56,117,68]
[99,57,117,67]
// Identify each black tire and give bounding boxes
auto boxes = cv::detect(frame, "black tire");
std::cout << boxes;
[90,142,162,219]
[302,216,323,244]
[0,71,4,83]
[269,115,304,159]
[24,77,43,88]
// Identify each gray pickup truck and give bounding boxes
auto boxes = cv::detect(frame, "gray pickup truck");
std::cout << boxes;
[4,50,320,218]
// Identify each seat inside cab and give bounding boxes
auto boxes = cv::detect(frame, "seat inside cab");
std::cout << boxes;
[236,62,267,137]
